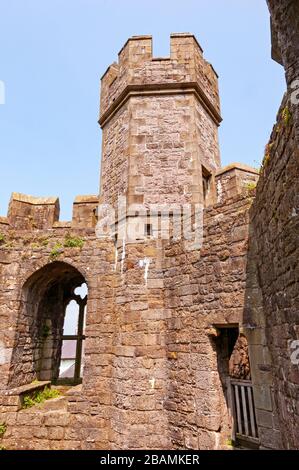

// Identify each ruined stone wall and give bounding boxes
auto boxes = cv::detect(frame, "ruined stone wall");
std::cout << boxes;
[0,235,170,449]
[0,193,175,449]
[242,0,299,450]
[229,334,251,380]
[268,0,299,86]
[0,177,256,450]
[0,31,263,450]
[245,94,299,449]
[0,193,117,449]
[216,164,259,203]
[109,239,170,449]
[163,190,254,449]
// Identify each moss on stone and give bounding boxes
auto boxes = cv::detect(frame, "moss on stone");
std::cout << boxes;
[22,387,60,409]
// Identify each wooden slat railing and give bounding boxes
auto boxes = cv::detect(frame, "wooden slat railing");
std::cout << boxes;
[229,378,259,445]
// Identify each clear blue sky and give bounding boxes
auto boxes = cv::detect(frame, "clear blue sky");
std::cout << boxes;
[0,0,286,220]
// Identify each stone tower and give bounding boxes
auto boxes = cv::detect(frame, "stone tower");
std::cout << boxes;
[99,34,222,211]
[0,34,261,451]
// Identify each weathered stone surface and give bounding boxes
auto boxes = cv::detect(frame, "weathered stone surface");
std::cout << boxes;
[244,1,299,449]
[0,16,298,450]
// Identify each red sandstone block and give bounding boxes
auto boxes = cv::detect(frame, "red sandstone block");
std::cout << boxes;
[130,302,149,311]
[114,345,135,357]
[44,412,70,427]
[17,412,44,426]
[135,346,165,358]
[33,426,48,439]
[63,440,82,450]
[47,427,65,440]
[1,395,21,407]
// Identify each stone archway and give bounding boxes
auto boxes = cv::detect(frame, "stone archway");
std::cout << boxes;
[8,261,87,388]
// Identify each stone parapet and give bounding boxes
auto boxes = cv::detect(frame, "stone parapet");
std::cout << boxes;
[99,34,221,128]
[216,163,259,202]
[0,193,99,231]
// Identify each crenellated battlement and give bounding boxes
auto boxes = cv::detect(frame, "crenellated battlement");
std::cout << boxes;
[99,33,221,128]
[0,193,99,231]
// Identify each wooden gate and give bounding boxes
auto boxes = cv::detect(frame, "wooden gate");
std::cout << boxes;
[228,378,260,448]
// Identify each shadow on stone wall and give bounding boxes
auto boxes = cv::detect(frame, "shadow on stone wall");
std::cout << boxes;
[244,91,299,449]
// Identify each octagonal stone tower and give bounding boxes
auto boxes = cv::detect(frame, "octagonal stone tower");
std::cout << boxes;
[99,34,222,210]
[0,33,261,451]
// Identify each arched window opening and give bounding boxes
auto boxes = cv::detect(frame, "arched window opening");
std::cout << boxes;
[9,262,88,388]
[58,283,87,384]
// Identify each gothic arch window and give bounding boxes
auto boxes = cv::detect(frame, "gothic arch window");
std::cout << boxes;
[58,283,87,384]
[9,262,88,388]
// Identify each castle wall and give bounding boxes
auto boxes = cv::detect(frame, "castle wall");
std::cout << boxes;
[245,94,299,449]
[109,239,170,449]
[242,1,299,450]
[216,164,259,202]
[0,176,255,449]
[0,191,173,449]
[0,32,263,450]
[163,192,253,449]
[0,213,173,449]
[7,193,60,230]
[0,226,116,448]
[100,102,130,208]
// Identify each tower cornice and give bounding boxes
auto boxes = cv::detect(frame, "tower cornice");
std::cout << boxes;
[99,82,222,128]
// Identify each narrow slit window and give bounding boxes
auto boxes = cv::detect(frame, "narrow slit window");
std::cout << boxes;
[202,166,212,205]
